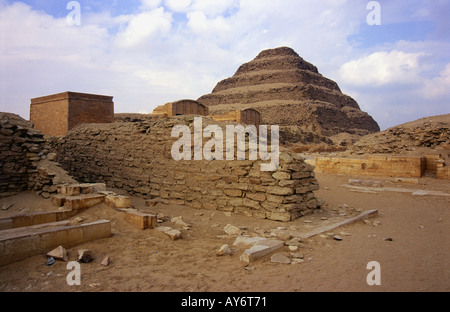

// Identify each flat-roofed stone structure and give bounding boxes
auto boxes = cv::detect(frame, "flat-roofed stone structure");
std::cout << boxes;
[30,91,114,137]
[151,100,209,118]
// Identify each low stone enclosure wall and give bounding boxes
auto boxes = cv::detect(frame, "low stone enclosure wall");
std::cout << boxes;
[50,116,321,222]
[314,154,450,179]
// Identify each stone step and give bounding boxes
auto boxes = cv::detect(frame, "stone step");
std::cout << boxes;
[57,183,107,196]
[0,209,78,231]
[0,219,111,267]
[51,193,106,210]
[120,209,157,230]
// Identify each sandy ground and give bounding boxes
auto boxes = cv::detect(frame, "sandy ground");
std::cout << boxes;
[0,172,449,293]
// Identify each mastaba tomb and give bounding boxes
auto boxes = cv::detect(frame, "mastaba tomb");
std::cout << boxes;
[30,91,114,137]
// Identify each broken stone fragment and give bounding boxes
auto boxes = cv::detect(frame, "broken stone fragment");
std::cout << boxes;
[223,224,242,236]
[101,256,111,267]
[78,249,94,263]
[155,226,182,240]
[271,253,291,264]
[171,216,191,228]
[105,195,133,209]
[216,244,233,256]
[47,246,68,262]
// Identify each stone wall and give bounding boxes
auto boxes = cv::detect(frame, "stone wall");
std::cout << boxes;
[50,116,321,222]
[0,112,77,198]
[314,156,425,178]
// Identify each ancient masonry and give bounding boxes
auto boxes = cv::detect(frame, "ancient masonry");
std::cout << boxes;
[197,47,380,142]
[151,99,262,129]
[30,91,114,137]
[51,116,321,222]
[0,113,76,198]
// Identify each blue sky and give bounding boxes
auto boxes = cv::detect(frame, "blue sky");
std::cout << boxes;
[1,0,449,131]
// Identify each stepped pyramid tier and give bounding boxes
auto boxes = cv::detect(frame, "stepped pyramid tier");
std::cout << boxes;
[198,47,380,144]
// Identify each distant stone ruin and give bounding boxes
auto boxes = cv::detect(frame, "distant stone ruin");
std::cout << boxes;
[30,91,114,137]
[152,100,262,129]
[151,100,209,118]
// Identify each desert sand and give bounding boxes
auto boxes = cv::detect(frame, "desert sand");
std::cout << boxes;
[0,172,448,293]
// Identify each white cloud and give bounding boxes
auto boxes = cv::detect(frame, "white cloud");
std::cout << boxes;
[422,63,450,99]
[140,0,163,10]
[115,7,172,49]
[339,51,425,87]
[164,0,192,12]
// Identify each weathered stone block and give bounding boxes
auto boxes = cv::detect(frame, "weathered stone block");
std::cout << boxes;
[125,210,157,230]
[105,195,133,208]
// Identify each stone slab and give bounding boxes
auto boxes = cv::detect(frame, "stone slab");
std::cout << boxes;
[124,209,157,230]
[0,219,111,267]
[294,210,379,239]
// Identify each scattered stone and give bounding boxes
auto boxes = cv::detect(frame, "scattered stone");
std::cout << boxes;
[105,195,133,209]
[321,217,328,220]
[224,212,232,217]
[240,238,284,263]
[78,249,94,263]
[223,224,243,236]
[340,231,351,236]
[46,152,58,161]
[47,246,68,262]
[271,253,291,264]
[286,237,304,247]
[290,252,304,259]
[363,220,372,225]
[171,216,191,228]
[291,258,305,264]
[101,256,111,267]
[384,238,393,241]
[373,221,382,227]
[193,212,204,217]
[288,246,299,251]
[216,244,233,256]
[333,235,343,241]
[303,220,312,223]
[155,226,182,240]
[270,229,291,241]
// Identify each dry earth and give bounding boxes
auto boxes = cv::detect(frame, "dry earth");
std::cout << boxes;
[0,173,449,293]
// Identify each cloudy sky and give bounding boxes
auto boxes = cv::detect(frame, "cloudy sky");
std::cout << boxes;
[0,0,449,130]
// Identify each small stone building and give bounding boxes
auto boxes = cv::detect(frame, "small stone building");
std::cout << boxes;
[210,109,262,128]
[151,100,209,118]
[30,92,114,137]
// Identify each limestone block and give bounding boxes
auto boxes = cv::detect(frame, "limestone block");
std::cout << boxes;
[125,210,157,230]
[105,195,133,209]
[267,186,294,196]
[155,226,182,240]
[64,194,106,210]
[240,238,284,263]
[47,246,68,261]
